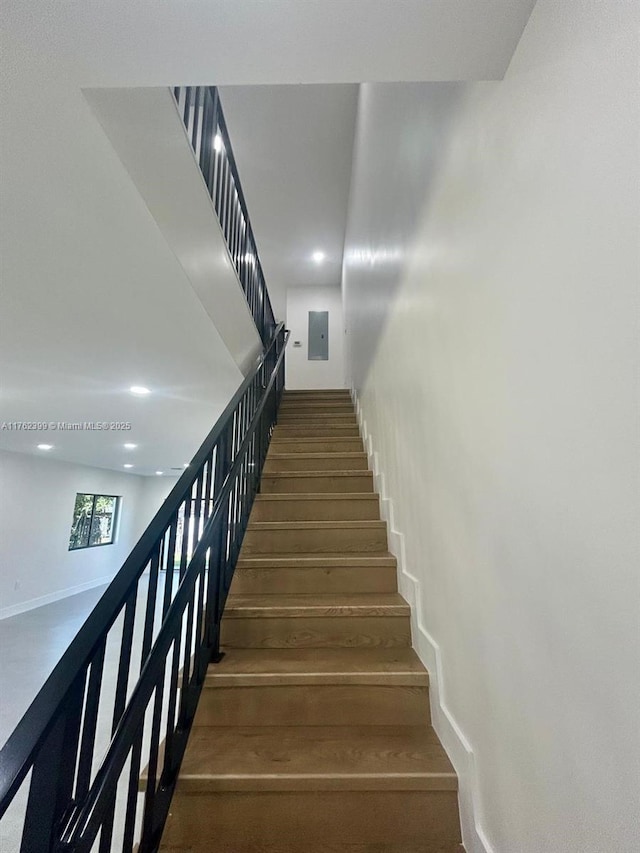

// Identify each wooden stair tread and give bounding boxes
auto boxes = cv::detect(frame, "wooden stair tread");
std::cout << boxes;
[270,443,365,453]
[273,427,361,437]
[178,725,456,792]
[254,493,379,502]
[237,552,396,567]
[176,843,463,852]
[279,408,355,412]
[225,593,409,618]
[267,451,365,459]
[262,470,371,478]
[247,520,386,531]
[274,425,360,431]
[207,648,428,686]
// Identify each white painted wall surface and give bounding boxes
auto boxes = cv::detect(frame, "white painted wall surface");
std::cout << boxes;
[342,2,640,852]
[285,286,346,389]
[85,88,262,376]
[0,450,148,618]
[134,474,181,536]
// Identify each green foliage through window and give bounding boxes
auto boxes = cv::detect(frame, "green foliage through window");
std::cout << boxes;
[69,493,120,550]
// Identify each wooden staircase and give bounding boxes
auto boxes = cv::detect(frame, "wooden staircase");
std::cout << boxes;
[160,389,462,852]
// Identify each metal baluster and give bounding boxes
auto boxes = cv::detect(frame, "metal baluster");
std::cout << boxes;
[139,677,166,849]
[99,587,138,853]
[183,86,193,135]
[121,724,143,852]
[162,626,185,782]
[191,87,202,155]
[203,452,214,525]
[221,159,230,245]
[179,583,198,724]
[231,191,240,275]
[191,473,209,680]
[74,638,107,801]
[162,516,178,617]
[179,494,192,579]
[20,674,85,852]
[213,124,223,216]
[141,547,162,667]
[207,428,230,659]
[200,89,213,195]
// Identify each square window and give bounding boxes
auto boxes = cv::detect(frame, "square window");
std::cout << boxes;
[69,493,120,550]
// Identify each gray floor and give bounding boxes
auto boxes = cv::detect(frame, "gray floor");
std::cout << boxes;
[0,575,181,851]
[0,584,109,746]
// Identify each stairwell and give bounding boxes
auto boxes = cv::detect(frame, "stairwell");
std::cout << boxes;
[160,389,462,852]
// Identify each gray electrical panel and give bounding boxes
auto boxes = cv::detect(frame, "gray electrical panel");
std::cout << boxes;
[308,311,329,361]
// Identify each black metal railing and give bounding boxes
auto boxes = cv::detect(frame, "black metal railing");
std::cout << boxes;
[0,324,289,852]
[173,86,276,345]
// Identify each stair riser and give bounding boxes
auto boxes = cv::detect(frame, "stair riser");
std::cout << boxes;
[194,685,430,727]
[269,438,364,453]
[250,497,380,522]
[221,616,411,648]
[279,404,355,414]
[231,566,397,595]
[241,526,387,554]
[263,454,368,472]
[273,425,360,438]
[261,473,373,493]
[283,391,351,399]
[162,791,460,846]
[160,843,462,853]
[278,414,358,425]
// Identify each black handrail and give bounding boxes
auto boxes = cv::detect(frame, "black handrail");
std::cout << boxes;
[173,86,277,345]
[0,324,289,852]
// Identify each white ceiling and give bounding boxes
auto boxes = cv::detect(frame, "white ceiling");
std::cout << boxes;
[1,0,536,473]
[4,1,537,85]
[0,56,244,476]
[219,85,359,318]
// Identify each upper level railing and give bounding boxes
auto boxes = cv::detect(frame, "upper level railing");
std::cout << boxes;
[0,324,289,852]
[174,86,276,346]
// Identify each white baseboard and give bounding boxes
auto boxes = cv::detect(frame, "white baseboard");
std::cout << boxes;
[351,386,496,853]
[0,575,113,621]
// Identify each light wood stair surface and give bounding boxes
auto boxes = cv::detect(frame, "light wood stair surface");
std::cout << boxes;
[160,389,461,852]
[264,451,369,471]
[241,520,388,554]
[176,725,455,792]
[251,493,381,522]
[273,423,361,437]
[261,470,374,493]
[232,551,398,594]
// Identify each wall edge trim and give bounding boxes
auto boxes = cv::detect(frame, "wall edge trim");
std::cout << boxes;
[0,574,113,621]
[352,385,496,853]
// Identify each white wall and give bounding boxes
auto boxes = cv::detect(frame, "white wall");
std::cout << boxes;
[285,286,346,389]
[342,2,639,852]
[0,450,149,618]
[134,474,181,535]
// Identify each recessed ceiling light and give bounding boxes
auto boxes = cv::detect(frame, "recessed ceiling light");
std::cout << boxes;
[183,463,189,468]
[312,250,325,264]
[123,463,134,469]
[37,444,53,451]
[155,470,163,476]
[129,386,150,396]
[123,443,137,450]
